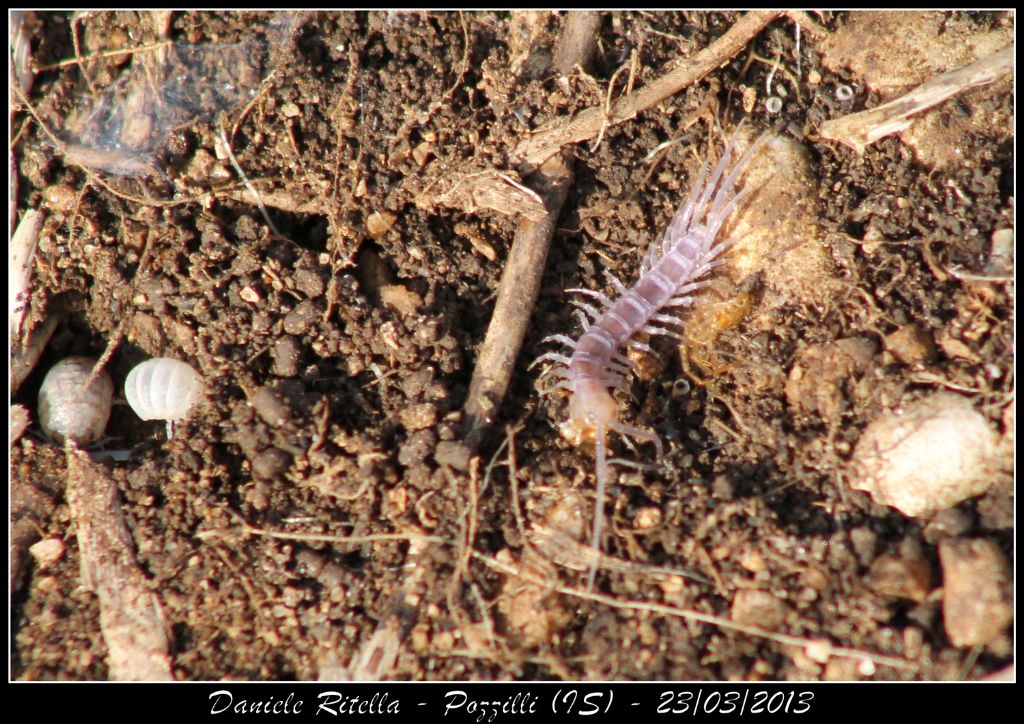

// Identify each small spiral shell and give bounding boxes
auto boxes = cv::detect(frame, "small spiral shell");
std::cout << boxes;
[124,358,204,431]
[38,357,113,445]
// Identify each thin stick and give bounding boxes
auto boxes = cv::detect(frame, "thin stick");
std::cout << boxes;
[505,425,533,551]
[473,549,916,671]
[9,209,43,346]
[218,121,281,236]
[784,10,827,43]
[230,69,278,147]
[69,13,98,96]
[86,226,157,388]
[35,40,174,72]
[819,44,1014,155]
[218,520,444,547]
[585,421,608,591]
[513,11,779,175]
[65,445,174,680]
[462,11,601,447]
[591,57,633,153]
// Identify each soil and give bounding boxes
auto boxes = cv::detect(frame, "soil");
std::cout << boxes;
[10,11,1014,681]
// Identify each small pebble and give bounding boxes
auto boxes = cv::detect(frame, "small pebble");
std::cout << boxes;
[730,589,789,630]
[867,552,932,602]
[850,392,1002,517]
[785,337,877,420]
[250,386,292,428]
[29,538,65,569]
[823,656,861,681]
[923,508,972,544]
[10,404,30,445]
[987,228,1013,273]
[42,183,79,212]
[398,429,436,467]
[848,526,878,567]
[380,284,423,317]
[270,336,303,377]
[366,210,398,238]
[711,474,735,500]
[434,440,471,471]
[399,403,437,431]
[939,538,1012,647]
[737,547,767,574]
[239,285,260,304]
[411,141,433,168]
[884,323,937,365]
[293,266,326,297]
[283,300,320,336]
[632,506,662,530]
[252,447,291,479]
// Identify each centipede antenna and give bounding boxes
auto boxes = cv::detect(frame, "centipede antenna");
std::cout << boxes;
[587,421,609,592]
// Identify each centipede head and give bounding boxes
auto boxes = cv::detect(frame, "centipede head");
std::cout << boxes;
[560,385,618,451]
[559,417,599,450]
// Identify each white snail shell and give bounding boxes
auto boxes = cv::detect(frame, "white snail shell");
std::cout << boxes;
[124,358,204,433]
[38,357,113,445]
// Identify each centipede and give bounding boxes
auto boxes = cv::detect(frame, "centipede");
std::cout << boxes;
[534,122,768,590]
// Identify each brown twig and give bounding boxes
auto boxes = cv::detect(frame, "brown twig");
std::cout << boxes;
[784,10,828,43]
[65,445,174,680]
[462,11,601,448]
[35,39,174,72]
[819,43,1014,155]
[513,11,780,175]
[85,226,158,389]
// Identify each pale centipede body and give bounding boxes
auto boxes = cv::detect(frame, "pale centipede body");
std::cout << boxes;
[535,124,768,589]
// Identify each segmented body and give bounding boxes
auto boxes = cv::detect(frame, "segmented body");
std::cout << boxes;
[124,357,204,438]
[38,357,114,446]
[535,124,767,589]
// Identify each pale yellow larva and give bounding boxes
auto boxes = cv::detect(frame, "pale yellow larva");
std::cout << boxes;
[37,357,113,445]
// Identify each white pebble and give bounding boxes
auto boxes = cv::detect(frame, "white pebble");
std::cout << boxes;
[29,537,66,569]
[850,392,1002,517]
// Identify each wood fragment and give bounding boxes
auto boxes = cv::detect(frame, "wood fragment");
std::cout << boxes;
[819,44,1014,155]
[9,209,43,346]
[463,12,601,447]
[784,10,828,43]
[65,446,174,681]
[415,169,548,222]
[512,11,780,175]
[11,313,60,394]
[219,187,329,216]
